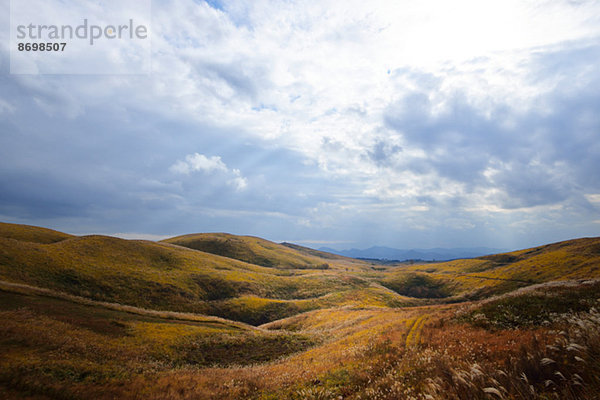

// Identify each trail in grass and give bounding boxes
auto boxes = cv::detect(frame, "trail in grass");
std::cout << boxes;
[0,279,258,330]
[405,314,428,348]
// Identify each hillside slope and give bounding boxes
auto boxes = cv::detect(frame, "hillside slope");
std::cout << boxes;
[162,233,332,269]
[2,223,600,399]
[380,237,600,299]
[0,222,73,244]
[0,223,404,324]
[3,278,599,399]
[2,223,599,322]
[0,285,318,399]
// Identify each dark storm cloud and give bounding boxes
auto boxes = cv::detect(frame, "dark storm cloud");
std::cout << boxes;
[1,0,600,250]
[491,163,572,209]
[383,43,600,209]
[385,92,510,186]
[367,140,403,166]
[0,73,337,235]
[0,172,92,218]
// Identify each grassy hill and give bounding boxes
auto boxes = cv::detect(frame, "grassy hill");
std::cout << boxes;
[0,223,399,324]
[378,237,600,300]
[4,278,599,399]
[1,222,600,399]
[0,222,73,244]
[162,232,333,269]
[0,285,318,399]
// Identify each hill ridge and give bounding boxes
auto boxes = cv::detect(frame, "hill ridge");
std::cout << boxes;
[161,232,334,270]
[0,222,74,244]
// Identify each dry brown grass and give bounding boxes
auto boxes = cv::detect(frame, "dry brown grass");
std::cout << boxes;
[0,222,73,244]
[162,232,340,270]
[0,223,383,324]
[2,222,600,399]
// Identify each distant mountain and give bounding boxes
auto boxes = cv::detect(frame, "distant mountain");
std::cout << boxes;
[318,246,508,261]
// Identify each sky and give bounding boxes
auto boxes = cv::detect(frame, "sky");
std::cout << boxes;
[1,0,600,250]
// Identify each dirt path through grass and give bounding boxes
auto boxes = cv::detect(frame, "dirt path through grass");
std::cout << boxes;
[405,314,428,348]
[0,279,258,330]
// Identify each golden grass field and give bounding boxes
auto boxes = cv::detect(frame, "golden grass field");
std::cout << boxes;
[1,221,600,399]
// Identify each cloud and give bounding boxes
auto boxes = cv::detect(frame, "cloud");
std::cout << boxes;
[366,140,403,166]
[379,41,600,213]
[1,0,600,249]
[170,153,248,191]
[170,153,227,174]
[111,232,171,241]
[228,169,248,191]
[586,194,600,204]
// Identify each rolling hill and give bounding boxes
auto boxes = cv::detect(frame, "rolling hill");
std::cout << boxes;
[0,222,74,244]
[1,222,600,399]
[380,236,600,300]
[0,223,404,325]
[161,232,335,269]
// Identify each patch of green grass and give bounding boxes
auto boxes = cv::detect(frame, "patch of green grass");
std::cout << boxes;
[379,272,452,298]
[209,296,315,325]
[174,331,318,366]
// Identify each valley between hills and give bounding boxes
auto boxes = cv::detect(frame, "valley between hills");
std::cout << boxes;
[1,221,600,399]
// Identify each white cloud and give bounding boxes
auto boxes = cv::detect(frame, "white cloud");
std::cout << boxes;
[228,169,248,191]
[170,153,227,174]
[2,0,600,248]
[110,232,171,241]
[170,153,248,191]
[139,0,600,204]
[585,194,600,204]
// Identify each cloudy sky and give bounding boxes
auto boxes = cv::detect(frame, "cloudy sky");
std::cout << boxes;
[1,0,599,250]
